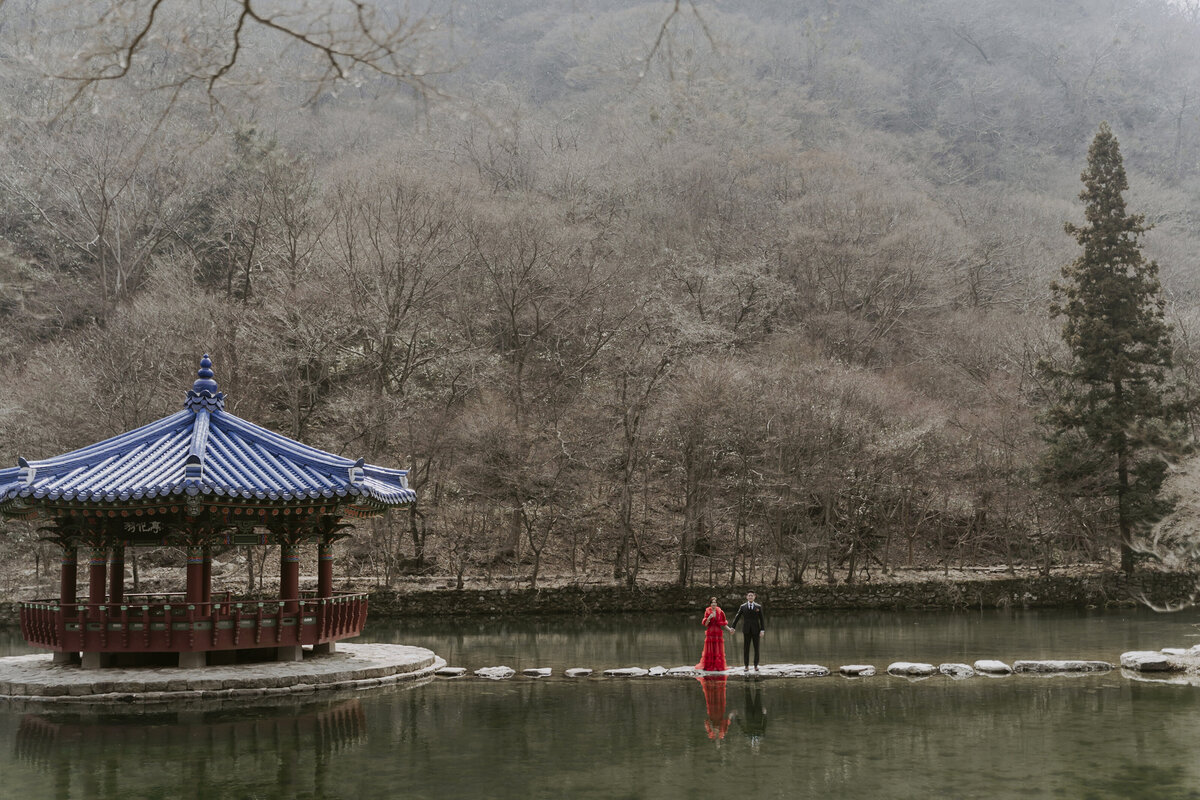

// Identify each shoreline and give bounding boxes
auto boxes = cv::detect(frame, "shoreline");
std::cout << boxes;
[1,570,1193,624]
[365,569,1200,618]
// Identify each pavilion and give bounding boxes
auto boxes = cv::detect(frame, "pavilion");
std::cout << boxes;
[0,355,416,669]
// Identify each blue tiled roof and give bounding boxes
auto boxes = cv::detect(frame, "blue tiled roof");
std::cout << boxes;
[0,356,416,509]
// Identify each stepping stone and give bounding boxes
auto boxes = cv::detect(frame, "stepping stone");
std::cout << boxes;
[435,667,467,677]
[759,664,829,678]
[789,665,830,678]
[1012,660,1112,674]
[474,666,516,680]
[839,665,876,677]
[564,668,593,678]
[667,666,698,676]
[887,662,936,677]
[1120,651,1181,672]
[939,663,974,679]
[522,668,552,678]
[973,660,1012,675]
[647,666,667,676]
[1161,648,1189,656]
[603,667,649,677]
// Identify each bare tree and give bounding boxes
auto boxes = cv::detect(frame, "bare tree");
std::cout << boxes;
[1,107,212,321]
[19,0,453,113]
[606,316,673,585]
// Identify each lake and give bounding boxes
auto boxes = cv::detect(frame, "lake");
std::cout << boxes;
[1,607,1199,799]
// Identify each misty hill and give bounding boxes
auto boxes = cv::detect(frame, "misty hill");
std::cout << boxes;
[0,0,1198,590]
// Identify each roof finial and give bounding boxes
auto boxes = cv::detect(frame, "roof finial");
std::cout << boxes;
[185,354,226,412]
[193,354,219,394]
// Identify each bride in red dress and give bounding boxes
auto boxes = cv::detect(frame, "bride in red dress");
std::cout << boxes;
[696,597,729,672]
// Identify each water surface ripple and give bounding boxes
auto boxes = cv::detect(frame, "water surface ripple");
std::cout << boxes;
[1,608,1198,799]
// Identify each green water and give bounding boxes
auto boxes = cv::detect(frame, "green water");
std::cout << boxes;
[2,608,1200,799]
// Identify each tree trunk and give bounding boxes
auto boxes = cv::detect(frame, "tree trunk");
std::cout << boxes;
[408,505,426,569]
[499,506,522,560]
[1118,448,1134,575]
[614,478,634,580]
[530,549,541,589]
[246,545,256,593]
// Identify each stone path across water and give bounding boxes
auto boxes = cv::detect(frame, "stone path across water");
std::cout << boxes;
[0,644,443,704]
[438,659,1122,680]
[439,646,1200,682]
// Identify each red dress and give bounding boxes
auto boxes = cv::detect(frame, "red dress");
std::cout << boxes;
[696,607,728,672]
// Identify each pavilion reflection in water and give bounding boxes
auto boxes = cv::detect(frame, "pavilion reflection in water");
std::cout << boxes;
[15,698,366,797]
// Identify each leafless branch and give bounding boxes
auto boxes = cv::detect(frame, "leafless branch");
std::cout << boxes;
[47,0,452,113]
[639,0,717,83]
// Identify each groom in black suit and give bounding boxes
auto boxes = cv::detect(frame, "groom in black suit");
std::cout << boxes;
[729,591,766,672]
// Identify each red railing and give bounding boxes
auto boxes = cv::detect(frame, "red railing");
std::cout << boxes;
[17,593,369,654]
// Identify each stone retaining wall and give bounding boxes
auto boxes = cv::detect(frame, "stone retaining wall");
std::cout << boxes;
[365,571,1200,618]
[2,572,1191,622]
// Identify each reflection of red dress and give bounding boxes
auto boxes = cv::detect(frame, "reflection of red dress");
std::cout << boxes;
[698,676,731,740]
[696,607,728,672]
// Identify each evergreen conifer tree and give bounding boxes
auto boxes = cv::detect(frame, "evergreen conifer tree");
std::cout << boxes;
[1044,122,1189,575]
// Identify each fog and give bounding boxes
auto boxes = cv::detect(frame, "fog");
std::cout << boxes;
[0,0,1198,591]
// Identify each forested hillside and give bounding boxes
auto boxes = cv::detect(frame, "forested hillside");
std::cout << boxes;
[3,0,1200,591]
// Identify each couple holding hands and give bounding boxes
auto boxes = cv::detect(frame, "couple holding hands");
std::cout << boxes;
[697,592,766,673]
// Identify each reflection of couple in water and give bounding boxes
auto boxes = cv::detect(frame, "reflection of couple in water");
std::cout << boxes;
[697,677,767,748]
[696,592,766,673]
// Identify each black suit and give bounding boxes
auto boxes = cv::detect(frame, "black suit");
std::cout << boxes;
[730,601,766,669]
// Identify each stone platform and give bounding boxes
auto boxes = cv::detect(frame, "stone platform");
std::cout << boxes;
[0,644,443,704]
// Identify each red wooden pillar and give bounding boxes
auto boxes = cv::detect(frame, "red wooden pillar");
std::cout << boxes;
[201,546,212,605]
[88,547,108,605]
[108,545,125,604]
[313,539,337,655]
[186,546,204,604]
[280,543,300,612]
[84,545,108,667]
[317,540,334,599]
[60,546,77,606]
[55,545,81,664]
